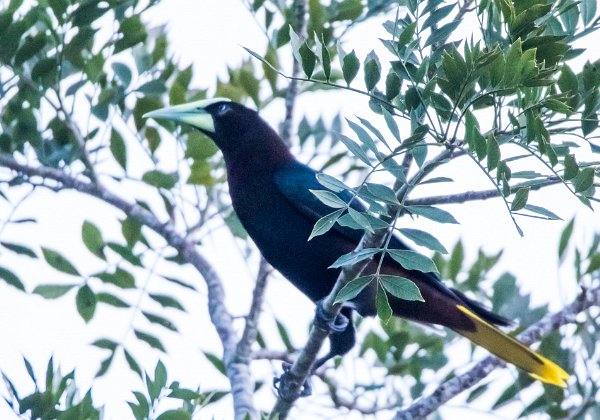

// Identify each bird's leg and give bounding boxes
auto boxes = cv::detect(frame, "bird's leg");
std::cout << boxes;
[273,307,355,399]
[273,362,313,400]
[313,299,349,333]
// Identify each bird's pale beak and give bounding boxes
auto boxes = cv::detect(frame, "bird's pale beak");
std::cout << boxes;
[143,98,230,133]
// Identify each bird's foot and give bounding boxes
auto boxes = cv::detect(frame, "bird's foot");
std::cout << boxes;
[314,301,349,333]
[273,362,312,400]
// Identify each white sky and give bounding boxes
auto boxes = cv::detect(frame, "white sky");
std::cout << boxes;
[0,1,599,419]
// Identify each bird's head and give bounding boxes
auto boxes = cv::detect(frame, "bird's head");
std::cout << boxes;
[143,98,274,156]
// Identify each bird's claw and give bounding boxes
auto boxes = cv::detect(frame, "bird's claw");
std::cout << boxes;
[314,301,349,333]
[273,362,312,400]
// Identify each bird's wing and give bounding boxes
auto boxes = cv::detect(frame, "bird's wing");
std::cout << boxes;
[273,161,463,300]
[274,161,370,243]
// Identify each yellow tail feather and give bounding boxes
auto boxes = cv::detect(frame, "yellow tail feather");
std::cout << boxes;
[455,305,569,387]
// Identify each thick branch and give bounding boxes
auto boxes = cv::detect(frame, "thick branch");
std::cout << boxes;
[394,285,600,420]
[0,153,256,419]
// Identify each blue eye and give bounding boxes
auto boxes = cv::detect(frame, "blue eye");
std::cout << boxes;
[216,103,230,116]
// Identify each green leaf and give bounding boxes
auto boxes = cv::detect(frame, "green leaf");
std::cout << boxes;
[146,127,161,153]
[143,312,178,332]
[334,275,374,304]
[406,205,458,224]
[0,265,25,291]
[309,189,347,209]
[97,292,129,308]
[112,62,132,87]
[142,170,178,189]
[329,248,379,269]
[342,50,360,86]
[375,282,392,322]
[382,107,400,142]
[398,228,447,254]
[110,129,127,170]
[385,71,401,100]
[486,135,501,171]
[149,293,185,311]
[386,249,438,273]
[424,20,460,47]
[33,284,76,299]
[0,241,37,258]
[136,80,167,96]
[315,33,331,80]
[154,360,167,391]
[379,275,424,301]
[124,349,143,378]
[336,133,372,166]
[563,154,579,180]
[558,218,574,260]
[96,353,115,377]
[122,217,142,247]
[308,209,344,240]
[364,183,399,205]
[398,22,416,47]
[582,0,597,26]
[107,242,142,267]
[511,187,529,211]
[573,167,595,192]
[347,207,374,233]
[115,15,147,53]
[275,320,294,352]
[316,173,349,193]
[364,51,381,91]
[14,32,46,65]
[42,248,80,276]
[524,204,561,220]
[82,221,105,259]
[585,253,600,274]
[95,268,136,289]
[157,410,191,420]
[187,160,214,186]
[134,330,166,352]
[92,338,118,351]
[76,285,96,322]
[203,351,226,374]
[299,42,316,78]
[185,131,219,159]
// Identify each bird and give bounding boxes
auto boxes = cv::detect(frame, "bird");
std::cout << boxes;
[144,98,569,390]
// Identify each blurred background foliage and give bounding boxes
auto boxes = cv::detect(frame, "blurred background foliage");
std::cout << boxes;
[0,0,599,418]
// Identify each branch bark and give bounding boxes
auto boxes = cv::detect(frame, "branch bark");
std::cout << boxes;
[0,153,257,419]
[394,285,600,420]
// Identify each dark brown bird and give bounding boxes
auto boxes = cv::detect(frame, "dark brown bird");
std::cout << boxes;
[145,98,569,388]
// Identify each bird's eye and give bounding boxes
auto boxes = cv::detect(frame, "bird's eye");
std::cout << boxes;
[216,103,230,116]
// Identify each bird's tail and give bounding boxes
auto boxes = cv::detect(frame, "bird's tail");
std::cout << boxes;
[454,305,569,387]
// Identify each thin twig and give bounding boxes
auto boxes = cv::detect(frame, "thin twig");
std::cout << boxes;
[280,0,307,147]
[406,176,563,206]
[394,285,600,420]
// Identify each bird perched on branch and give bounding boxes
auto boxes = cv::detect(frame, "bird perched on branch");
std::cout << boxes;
[145,98,569,391]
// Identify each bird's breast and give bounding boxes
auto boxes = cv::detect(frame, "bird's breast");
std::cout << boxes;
[227,174,347,301]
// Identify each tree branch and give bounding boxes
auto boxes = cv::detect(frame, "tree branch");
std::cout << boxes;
[280,0,307,147]
[394,285,600,420]
[0,153,257,419]
[406,176,563,207]
[236,258,271,363]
